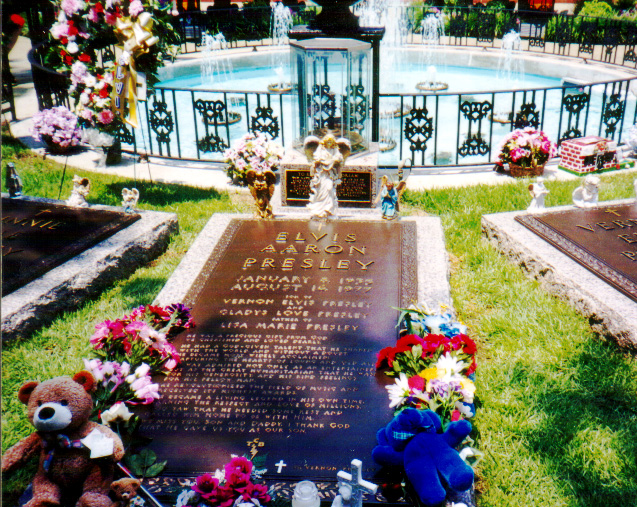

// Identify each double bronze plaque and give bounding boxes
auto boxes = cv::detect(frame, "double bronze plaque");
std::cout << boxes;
[516,203,637,302]
[1,198,140,296]
[142,219,417,481]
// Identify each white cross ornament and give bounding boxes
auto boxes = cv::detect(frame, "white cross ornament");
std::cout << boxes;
[275,460,287,473]
[332,459,378,507]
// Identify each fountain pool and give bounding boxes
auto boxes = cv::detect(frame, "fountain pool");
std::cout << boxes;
[145,46,636,166]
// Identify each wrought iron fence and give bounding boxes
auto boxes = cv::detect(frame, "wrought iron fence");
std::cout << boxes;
[28,7,637,168]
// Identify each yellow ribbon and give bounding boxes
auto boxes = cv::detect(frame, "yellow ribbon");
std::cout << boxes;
[111,13,159,128]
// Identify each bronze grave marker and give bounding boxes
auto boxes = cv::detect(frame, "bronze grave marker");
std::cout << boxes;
[1,198,140,296]
[516,203,637,302]
[284,170,373,206]
[141,219,417,479]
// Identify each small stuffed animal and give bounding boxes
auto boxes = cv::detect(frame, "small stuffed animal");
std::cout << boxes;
[1,372,125,507]
[372,408,474,506]
[111,478,142,507]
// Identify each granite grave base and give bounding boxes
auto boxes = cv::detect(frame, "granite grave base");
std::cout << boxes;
[146,211,464,505]
[482,199,637,349]
[1,195,178,342]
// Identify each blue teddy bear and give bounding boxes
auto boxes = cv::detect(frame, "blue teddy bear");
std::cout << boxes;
[372,408,474,506]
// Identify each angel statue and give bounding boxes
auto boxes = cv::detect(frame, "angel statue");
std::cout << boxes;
[304,134,351,218]
[121,188,140,213]
[246,168,277,219]
[375,159,409,220]
[66,175,91,208]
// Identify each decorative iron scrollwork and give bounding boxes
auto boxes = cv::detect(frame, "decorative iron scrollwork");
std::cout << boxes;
[460,100,492,121]
[149,96,174,146]
[250,106,280,139]
[458,99,492,158]
[475,14,495,43]
[404,107,433,153]
[602,94,624,138]
[559,92,590,144]
[113,122,135,145]
[449,16,467,38]
[555,17,572,48]
[345,84,367,132]
[563,93,589,115]
[459,135,490,157]
[514,102,540,129]
[624,49,637,63]
[196,134,229,153]
[309,84,337,129]
[194,99,228,126]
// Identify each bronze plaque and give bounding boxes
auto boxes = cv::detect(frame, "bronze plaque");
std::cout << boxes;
[141,219,417,480]
[285,170,373,206]
[516,203,637,302]
[1,198,140,296]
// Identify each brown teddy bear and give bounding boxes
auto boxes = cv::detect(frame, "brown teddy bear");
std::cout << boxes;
[2,371,125,507]
[110,478,142,507]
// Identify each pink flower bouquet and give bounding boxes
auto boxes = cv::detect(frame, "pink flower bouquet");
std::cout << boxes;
[496,127,557,169]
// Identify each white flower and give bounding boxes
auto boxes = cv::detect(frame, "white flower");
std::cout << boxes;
[80,92,90,105]
[455,401,474,418]
[67,41,79,54]
[176,489,197,507]
[434,353,468,382]
[100,402,134,425]
[386,373,411,408]
[83,74,97,88]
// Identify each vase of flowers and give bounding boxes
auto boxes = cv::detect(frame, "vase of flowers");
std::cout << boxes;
[496,127,557,177]
[32,106,83,154]
[223,133,284,187]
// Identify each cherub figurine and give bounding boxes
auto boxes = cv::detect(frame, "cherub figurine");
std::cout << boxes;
[304,134,351,219]
[246,168,276,219]
[121,188,140,214]
[376,175,407,220]
[572,174,600,208]
[5,162,22,197]
[527,177,549,211]
[66,175,90,207]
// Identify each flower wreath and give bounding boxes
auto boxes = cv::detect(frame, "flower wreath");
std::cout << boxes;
[45,0,180,135]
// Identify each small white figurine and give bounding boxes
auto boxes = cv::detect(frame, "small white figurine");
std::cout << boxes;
[304,134,351,219]
[572,174,600,208]
[121,188,140,214]
[331,460,377,507]
[66,175,90,207]
[527,177,549,211]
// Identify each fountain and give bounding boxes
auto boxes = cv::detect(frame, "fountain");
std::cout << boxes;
[268,2,293,93]
[201,32,232,85]
[416,12,448,92]
[493,30,524,124]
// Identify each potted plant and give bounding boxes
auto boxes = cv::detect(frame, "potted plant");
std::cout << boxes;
[496,127,557,177]
[223,132,284,186]
[32,106,83,154]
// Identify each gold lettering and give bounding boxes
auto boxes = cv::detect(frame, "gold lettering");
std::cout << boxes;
[261,258,276,268]
[301,259,313,269]
[349,246,366,255]
[618,234,637,244]
[281,245,298,254]
[576,224,595,232]
[596,222,614,231]
[612,220,633,229]
[311,233,327,241]
[276,232,288,242]
[305,245,319,254]
[260,244,277,253]
[345,234,356,242]
[356,260,374,270]
[242,258,257,269]
[324,244,343,254]
[295,233,306,242]
[621,251,637,261]
[319,260,331,269]
[337,260,350,270]
[282,258,294,269]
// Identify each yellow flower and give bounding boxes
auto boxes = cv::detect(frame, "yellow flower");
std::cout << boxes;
[419,367,441,382]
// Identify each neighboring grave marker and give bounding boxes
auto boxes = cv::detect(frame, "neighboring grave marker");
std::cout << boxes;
[1,197,140,296]
[516,203,637,302]
[142,218,417,479]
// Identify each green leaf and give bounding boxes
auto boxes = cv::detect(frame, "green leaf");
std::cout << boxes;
[252,454,268,468]
[145,461,167,477]
[138,448,157,467]
[125,454,143,476]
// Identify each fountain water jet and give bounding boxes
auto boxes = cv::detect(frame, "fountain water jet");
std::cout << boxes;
[268,2,293,92]
[416,12,448,91]
[202,32,232,85]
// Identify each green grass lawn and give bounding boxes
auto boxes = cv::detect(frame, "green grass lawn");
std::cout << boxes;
[2,136,637,506]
